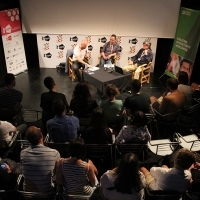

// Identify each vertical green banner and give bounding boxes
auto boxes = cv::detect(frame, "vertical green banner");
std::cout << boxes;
[165,7,200,80]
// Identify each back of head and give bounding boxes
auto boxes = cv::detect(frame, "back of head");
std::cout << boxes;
[52,97,65,115]
[175,148,195,170]
[166,78,178,90]
[5,73,15,85]
[131,79,141,93]
[131,111,147,127]
[115,153,141,193]
[26,126,42,146]
[178,71,189,85]
[68,137,86,160]
[90,107,107,129]
[44,76,55,90]
[72,82,91,101]
[105,84,119,98]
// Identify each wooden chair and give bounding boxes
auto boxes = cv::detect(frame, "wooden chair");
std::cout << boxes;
[139,62,152,84]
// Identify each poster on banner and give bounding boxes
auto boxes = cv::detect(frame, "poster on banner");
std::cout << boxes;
[165,7,200,80]
[0,8,27,75]
[37,34,157,71]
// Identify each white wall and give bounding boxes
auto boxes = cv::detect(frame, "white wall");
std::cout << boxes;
[20,0,181,38]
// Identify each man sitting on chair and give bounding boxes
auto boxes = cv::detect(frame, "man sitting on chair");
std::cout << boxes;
[73,40,92,82]
[101,34,120,65]
[124,40,153,79]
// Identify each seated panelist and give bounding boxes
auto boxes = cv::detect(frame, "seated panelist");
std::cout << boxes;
[124,40,153,79]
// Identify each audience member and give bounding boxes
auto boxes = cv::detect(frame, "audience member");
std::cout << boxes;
[69,82,98,118]
[0,73,23,117]
[100,84,123,116]
[46,98,79,143]
[73,40,92,82]
[0,120,27,140]
[100,153,146,200]
[177,71,192,108]
[115,111,151,144]
[140,148,195,193]
[56,137,98,195]
[151,78,186,120]
[40,76,69,136]
[20,126,60,193]
[124,79,151,116]
[100,34,120,65]
[81,107,112,144]
[123,40,153,80]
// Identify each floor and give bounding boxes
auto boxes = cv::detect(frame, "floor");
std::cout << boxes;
[14,67,167,111]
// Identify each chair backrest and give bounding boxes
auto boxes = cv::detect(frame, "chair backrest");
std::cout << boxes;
[140,62,152,84]
[182,102,200,116]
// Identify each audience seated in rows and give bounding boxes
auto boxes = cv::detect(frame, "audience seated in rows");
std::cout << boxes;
[100,84,123,116]
[177,71,192,108]
[0,120,27,140]
[46,98,79,143]
[0,73,23,117]
[140,148,195,193]
[124,79,151,116]
[151,78,186,120]
[40,76,69,135]
[100,153,146,200]
[81,107,112,144]
[69,82,98,118]
[20,126,60,193]
[56,138,98,195]
[115,111,151,144]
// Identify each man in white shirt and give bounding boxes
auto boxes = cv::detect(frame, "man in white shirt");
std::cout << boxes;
[140,148,195,193]
[73,40,92,82]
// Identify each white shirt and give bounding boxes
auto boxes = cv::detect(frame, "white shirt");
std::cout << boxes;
[0,121,15,140]
[149,167,191,192]
[73,45,87,61]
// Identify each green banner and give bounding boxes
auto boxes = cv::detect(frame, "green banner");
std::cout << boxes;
[165,7,200,80]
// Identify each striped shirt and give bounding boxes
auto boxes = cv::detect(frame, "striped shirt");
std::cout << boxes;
[20,145,60,193]
[0,87,23,109]
[62,160,93,195]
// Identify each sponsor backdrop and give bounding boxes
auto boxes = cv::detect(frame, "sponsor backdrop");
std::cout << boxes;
[37,34,157,70]
[0,8,27,75]
[164,7,200,80]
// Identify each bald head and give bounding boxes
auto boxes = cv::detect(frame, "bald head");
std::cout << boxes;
[80,39,88,50]
[26,126,43,145]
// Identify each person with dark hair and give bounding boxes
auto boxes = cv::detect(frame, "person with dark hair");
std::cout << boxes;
[0,73,23,115]
[46,98,79,143]
[69,82,98,118]
[100,84,123,116]
[81,107,112,144]
[123,79,151,116]
[140,148,195,192]
[40,76,69,136]
[100,153,145,200]
[179,59,193,80]
[177,71,192,107]
[151,78,186,118]
[115,111,151,144]
[20,126,60,193]
[123,40,153,80]
[100,34,120,65]
[56,138,98,195]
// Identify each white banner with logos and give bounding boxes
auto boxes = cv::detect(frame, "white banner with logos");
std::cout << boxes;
[37,34,157,71]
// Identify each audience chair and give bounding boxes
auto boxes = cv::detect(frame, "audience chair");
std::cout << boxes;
[174,132,200,152]
[139,62,152,85]
[186,189,200,200]
[17,175,56,200]
[145,113,159,139]
[115,142,147,166]
[20,109,42,128]
[0,131,19,158]
[145,186,185,200]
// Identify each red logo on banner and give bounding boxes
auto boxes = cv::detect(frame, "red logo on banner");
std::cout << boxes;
[6,35,12,41]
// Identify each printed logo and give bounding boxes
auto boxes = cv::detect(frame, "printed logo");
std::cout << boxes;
[129,38,138,44]
[88,45,93,51]
[58,51,63,58]
[70,36,78,42]
[87,51,92,59]
[129,46,136,54]
[44,53,52,58]
[119,46,123,52]
[56,44,65,50]
[57,35,63,43]
[71,44,77,49]
[6,35,12,41]
[42,35,50,41]
[98,37,107,43]
[3,24,12,34]
[43,43,49,50]
[85,36,91,43]
[116,36,121,44]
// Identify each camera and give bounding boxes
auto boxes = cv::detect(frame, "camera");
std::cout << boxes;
[1,163,6,170]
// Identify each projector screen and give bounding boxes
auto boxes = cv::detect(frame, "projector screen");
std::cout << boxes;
[20,0,181,38]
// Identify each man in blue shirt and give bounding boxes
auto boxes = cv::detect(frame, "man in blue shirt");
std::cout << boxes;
[46,98,79,142]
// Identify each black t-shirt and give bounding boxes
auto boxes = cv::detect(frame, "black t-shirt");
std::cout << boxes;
[82,127,112,144]
[124,93,150,114]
